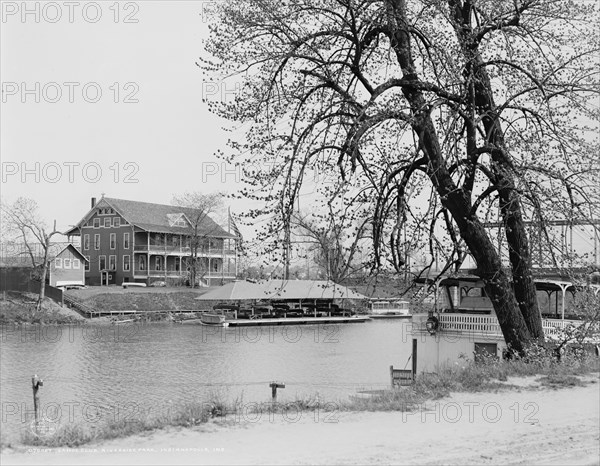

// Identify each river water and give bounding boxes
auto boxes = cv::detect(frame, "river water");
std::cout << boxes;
[0,319,413,442]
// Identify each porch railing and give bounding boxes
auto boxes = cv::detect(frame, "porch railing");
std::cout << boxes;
[133,269,236,278]
[412,313,593,340]
[133,245,234,256]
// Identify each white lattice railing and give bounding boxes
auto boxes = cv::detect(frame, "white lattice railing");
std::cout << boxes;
[439,314,502,334]
[413,314,597,341]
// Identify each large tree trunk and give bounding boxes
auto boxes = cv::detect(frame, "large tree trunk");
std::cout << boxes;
[466,41,544,341]
[431,140,533,354]
[386,0,534,353]
[497,181,544,341]
[446,0,544,341]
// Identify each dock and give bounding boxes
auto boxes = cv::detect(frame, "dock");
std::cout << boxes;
[369,314,412,319]
[225,316,371,327]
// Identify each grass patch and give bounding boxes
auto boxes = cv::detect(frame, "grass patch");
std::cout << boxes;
[19,401,218,448]
[536,374,586,389]
[339,350,599,413]
[0,293,82,325]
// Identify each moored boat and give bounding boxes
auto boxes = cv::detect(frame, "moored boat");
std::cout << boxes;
[369,299,411,318]
[200,312,229,327]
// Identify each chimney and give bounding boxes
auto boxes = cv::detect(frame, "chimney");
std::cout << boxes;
[91,197,96,209]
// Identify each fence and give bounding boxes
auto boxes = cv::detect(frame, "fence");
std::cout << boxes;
[0,267,35,292]
[0,267,63,306]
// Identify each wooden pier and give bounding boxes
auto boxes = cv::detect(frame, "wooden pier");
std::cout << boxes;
[226,315,370,327]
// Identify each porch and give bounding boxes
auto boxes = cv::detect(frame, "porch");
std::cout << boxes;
[412,314,599,342]
[133,232,236,257]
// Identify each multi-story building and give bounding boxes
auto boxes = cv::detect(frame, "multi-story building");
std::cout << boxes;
[65,196,239,286]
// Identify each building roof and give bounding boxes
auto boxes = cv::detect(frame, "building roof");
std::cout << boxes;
[196,279,368,301]
[0,242,87,267]
[65,197,236,238]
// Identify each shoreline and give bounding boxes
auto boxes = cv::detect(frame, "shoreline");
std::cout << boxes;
[2,375,599,465]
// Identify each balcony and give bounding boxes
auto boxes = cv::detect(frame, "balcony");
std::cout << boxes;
[133,245,234,256]
[133,268,236,279]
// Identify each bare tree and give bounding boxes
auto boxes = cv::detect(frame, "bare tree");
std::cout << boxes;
[171,192,225,288]
[202,0,600,354]
[292,209,369,282]
[1,198,60,312]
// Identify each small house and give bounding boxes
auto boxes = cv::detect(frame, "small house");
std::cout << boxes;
[47,244,88,287]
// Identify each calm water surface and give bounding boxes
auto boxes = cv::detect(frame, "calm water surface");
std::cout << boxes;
[1,320,413,441]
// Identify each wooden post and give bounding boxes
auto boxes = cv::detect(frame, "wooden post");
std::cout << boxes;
[270,382,285,402]
[32,375,43,429]
[412,338,417,378]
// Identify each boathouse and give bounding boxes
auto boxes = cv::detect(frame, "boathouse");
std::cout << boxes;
[410,275,600,373]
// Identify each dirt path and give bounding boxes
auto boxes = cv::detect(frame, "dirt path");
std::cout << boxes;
[2,377,599,465]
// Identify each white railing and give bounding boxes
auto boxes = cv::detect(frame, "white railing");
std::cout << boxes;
[413,314,595,341]
[439,314,503,334]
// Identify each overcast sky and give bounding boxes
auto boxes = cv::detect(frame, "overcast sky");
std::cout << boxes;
[1,1,252,236]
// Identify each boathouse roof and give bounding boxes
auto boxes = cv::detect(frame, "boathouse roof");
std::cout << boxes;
[196,279,368,301]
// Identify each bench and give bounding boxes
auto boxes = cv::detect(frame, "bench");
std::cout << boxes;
[390,365,414,387]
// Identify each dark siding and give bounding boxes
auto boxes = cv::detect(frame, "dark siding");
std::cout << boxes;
[0,267,33,291]
[80,211,134,286]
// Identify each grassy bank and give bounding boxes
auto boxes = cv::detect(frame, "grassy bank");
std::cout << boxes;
[8,351,599,450]
[67,286,217,313]
[0,287,221,324]
[0,292,84,325]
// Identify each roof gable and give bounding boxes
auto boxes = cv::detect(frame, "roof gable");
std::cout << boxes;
[166,213,191,228]
[54,244,89,262]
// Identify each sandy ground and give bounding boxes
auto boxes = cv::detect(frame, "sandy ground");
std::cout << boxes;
[2,376,599,466]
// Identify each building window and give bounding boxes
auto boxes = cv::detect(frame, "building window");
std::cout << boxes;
[99,255,106,271]
[104,218,111,228]
[73,259,81,269]
[94,234,100,250]
[55,258,62,268]
[84,256,90,272]
[63,258,71,269]
[83,234,90,250]
[123,255,130,271]
[174,218,186,227]
[93,218,100,228]
[138,255,146,271]
[123,233,130,249]
[155,256,161,270]
[110,233,116,250]
[113,217,120,227]
[109,255,116,271]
